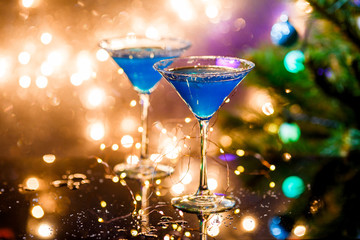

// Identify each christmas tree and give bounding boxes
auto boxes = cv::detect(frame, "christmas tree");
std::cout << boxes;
[219,0,360,239]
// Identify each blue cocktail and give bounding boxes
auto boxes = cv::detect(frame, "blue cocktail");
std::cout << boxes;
[100,34,191,180]
[154,56,254,215]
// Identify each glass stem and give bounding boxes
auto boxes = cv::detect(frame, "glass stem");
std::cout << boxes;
[198,215,208,240]
[196,120,210,195]
[139,93,150,161]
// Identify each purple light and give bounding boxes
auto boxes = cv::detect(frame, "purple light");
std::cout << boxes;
[218,153,238,161]
[216,58,241,69]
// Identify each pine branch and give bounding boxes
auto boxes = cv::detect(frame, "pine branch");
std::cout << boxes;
[308,59,360,127]
[307,0,360,51]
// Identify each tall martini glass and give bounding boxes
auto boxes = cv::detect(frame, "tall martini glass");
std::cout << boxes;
[154,56,254,215]
[99,34,191,180]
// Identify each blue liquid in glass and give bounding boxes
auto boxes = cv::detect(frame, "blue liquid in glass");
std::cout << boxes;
[112,48,169,94]
[168,66,245,120]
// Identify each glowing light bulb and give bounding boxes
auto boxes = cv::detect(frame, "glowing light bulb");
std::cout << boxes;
[236,149,245,156]
[26,177,39,190]
[242,216,256,231]
[270,165,276,171]
[130,100,137,107]
[184,117,191,123]
[89,122,105,141]
[40,33,52,45]
[100,201,107,208]
[18,51,31,65]
[121,135,134,148]
[19,75,31,88]
[42,154,56,163]
[35,76,48,89]
[31,205,44,219]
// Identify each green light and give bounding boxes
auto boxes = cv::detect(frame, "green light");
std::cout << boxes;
[282,176,305,198]
[284,50,305,73]
[278,122,301,143]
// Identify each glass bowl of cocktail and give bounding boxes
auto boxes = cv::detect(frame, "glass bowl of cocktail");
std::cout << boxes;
[154,56,254,214]
[99,34,191,180]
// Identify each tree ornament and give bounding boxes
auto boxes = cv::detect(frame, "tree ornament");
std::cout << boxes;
[269,215,294,239]
[282,175,305,198]
[278,122,301,143]
[284,50,305,73]
[270,15,298,47]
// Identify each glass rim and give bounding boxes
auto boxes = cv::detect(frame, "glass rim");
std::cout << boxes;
[153,56,255,77]
[98,35,191,53]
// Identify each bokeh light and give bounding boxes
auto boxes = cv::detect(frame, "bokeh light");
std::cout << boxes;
[126,155,139,165]
[18,51,31,65]
[26,177,40,190]
[31,205,45,219]
[293,224,306,237]
[89,122,105,141]
[19,75,31,88]
[208,178,218,190]
[242,216,256,231]
[121,135,134,148]
[40,33,53,45]
[38,223,53,238]
[171,183,184,195]
[36,76,48,89]
[282,176,305,198]
[96,49,109,62]
[42,154,56,164]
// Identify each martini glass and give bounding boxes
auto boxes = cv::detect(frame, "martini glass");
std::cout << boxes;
[154,56,254,215]
[99,34,191,180]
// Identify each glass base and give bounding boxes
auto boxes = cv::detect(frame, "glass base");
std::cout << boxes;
[171,194,236,215]
[113,161,174,180]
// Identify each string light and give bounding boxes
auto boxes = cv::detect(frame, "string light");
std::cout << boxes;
[111,144,119,151]
[236,149,245,156]
[100,201,107,208]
